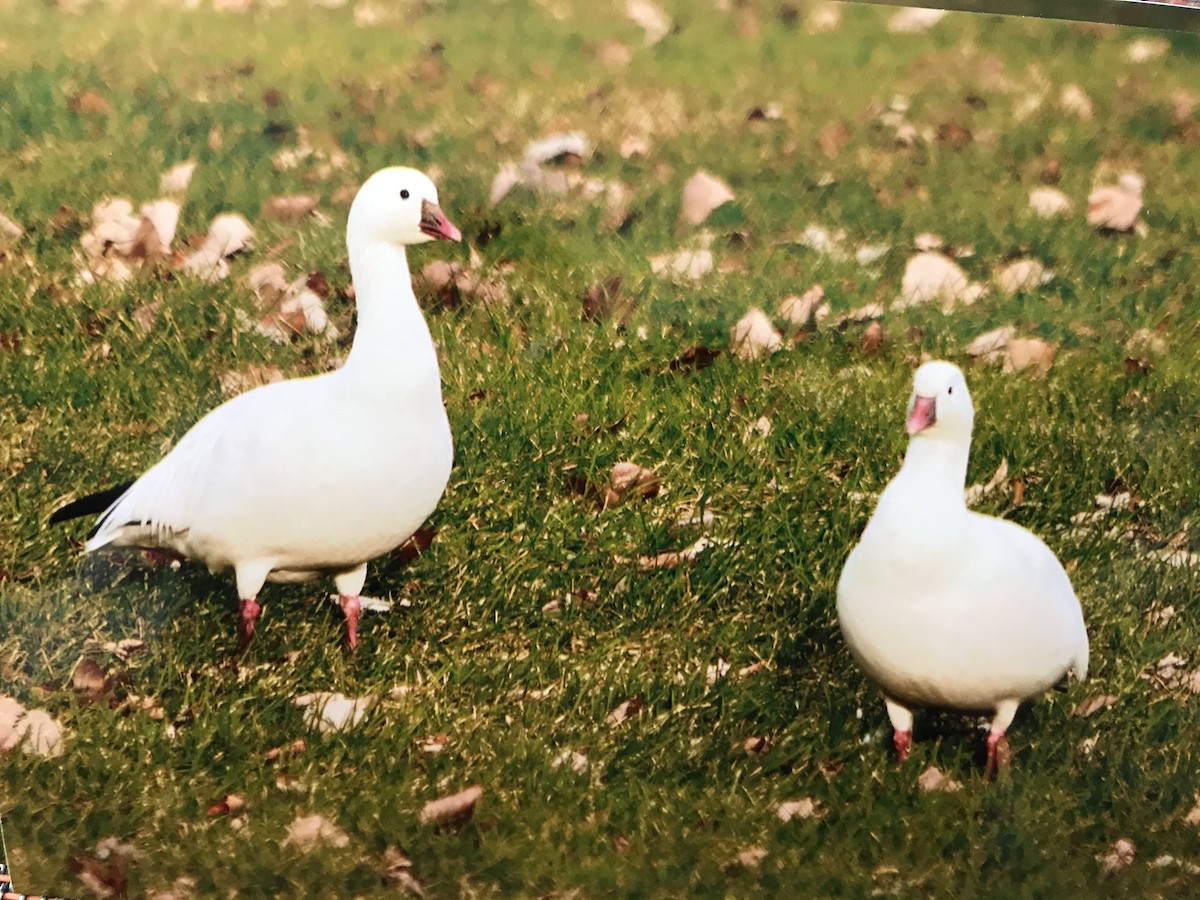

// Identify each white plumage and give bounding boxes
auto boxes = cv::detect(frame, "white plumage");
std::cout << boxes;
[837,360,1089,773]
[55,167,462,651]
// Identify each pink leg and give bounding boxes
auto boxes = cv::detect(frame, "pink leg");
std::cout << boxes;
[239,598,262,648]
[893,729,913,764]
[340,595,361,652]
[985,730,1010,779]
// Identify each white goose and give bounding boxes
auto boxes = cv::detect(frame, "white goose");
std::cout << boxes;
[51,167,461,651]
[836,361,1089,774]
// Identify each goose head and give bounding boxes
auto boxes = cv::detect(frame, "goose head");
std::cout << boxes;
[906,360,974,441]
[347,167,462,248]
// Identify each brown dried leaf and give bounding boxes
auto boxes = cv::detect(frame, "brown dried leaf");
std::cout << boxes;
[283,813,350,851]
[1087,174,1143,232]
[742,735,772,755]
[606,696,644,726]
[418,785,484,828]
[265,738,307,763]
[72,657,114,703]
[818,121,851,158]
[861,321,884,355]
[730,308,782,361]
[581,274,629,324]
[219,364,284,399]
[636,535,713,569]
[1073,694,1118,717]
[667,345,721,372]
[69,89,111,115]
[384,847,427,897]
[207,793,246,817]
[1003,337,1056,376]
[679,171,734,227]
[1098,837,1136,874]
[603,461,660,508]
[917,765,962,793]
[776,798,825,822]
[626,0,671,45]
[261,194,319,222]
[734,845,769,868]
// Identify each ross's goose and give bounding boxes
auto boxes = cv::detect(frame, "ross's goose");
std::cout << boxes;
[836,361,1089,774]
[51,167,461,651]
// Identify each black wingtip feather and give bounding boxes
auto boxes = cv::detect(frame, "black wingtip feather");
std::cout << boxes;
[49,480,135,526]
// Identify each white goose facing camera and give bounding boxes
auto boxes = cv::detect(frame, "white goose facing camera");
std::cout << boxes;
[836,361,1089,774]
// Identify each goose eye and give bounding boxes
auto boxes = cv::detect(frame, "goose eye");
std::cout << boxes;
[400,189,410,200]
[947,386,954,395]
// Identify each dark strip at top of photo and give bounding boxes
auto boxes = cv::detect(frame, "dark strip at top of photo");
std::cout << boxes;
[854,0,1200,32]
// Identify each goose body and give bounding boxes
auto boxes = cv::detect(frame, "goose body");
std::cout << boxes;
[836,361,1089,772]
[52,167,462,650]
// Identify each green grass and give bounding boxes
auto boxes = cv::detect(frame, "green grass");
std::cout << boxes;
[2,0,1200,896]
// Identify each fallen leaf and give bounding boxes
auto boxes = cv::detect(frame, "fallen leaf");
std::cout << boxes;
[205,212,255,255]
[603,461,660,508]
[776,798,825,822]
[1029,187,1072,218]
[626,0,671,45]
[159,161,197,195]
[419,785,483,828]
[996,258,1052,296]
[1060,84,1094,120]
[679,170,735,226]
[418,733,450,754]
[261,194,319,221]
[581,274,630,324]
[861,321,884,355]
[887,7,946,32]
[206,793,246,817]
[807,1,842,32]
[1183,795,1200,826]
[383,847,427,897]
[220,364,284,398]
[964,458,1009,505]
[293,692,376,734]
[1098,837,1136,874]
[1125,327,1166,357]
[72,657,115,703]
[636,535,715,569]
[730,308,782,361]
[777,285,826,327]
[0,213,23,242]
[648,247,713,283]
[1126,37,1168,62]
[1074,694,1118,717]
[742,735,772,755]
[69,89,111,115]
[265,738,307,762]
[552,749,590,773]
[606,697,644,725]
[1002,337,1056,376]
[965,325,1016,360]
[817,120,851,158]
[734,845,768,868]
[896,252,984,310]
[1087,174,1143,232]
[148,876,199,900]
[283,814,350,851]
[917,765,962,793]
[131,302,160,335]
[667,345,721,372]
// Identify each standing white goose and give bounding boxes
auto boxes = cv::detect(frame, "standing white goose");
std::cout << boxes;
[836,360,1089,774]
[50,167,461,652]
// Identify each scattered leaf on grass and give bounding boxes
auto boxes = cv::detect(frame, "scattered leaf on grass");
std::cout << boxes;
[637,536,715,569]
[1002,337,1056,376]
[896,253,984,310]
[1074,694,1118,717]
[730,308,782,360]
[706,658,731,685]
[283,814,350,851]
[72,657,115,703]
[206,793,247,817]
[1087,174,1143,232]
[294,691,376,734]
[734,845,769,868]
[626,0,671,45]
[552,750,590,773]
[1029,187,1072,218]
[964,458,1009,505]
[418,733,450,754]
[582,275,631,325]
[603,461,660,508]
[917,765,962,793]
[1098,837,1136,874]
[776,798,825,822]
[649,247,713,283]
[1060,84,1094,120]
[148,876,198,900]
[667,345,721,372]
[1126,37,1168,62]
[1183,795,1200,826]
[384,847,427,897]
[861,321,884,355]
[160,161,197,195]
[261,194,319,221]
[996,258,1052,296]
[69,89,111,115]
[220,364,284,399]
[679,170,734,226]
[966,325,1016,362]
[778,285,827,327]
[742,736,772,755]
[606,697,644,725]
[419,785,484,828]
[265,739,308,762]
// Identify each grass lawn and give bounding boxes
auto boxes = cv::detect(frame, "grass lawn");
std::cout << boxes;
[2,0,1199,896]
